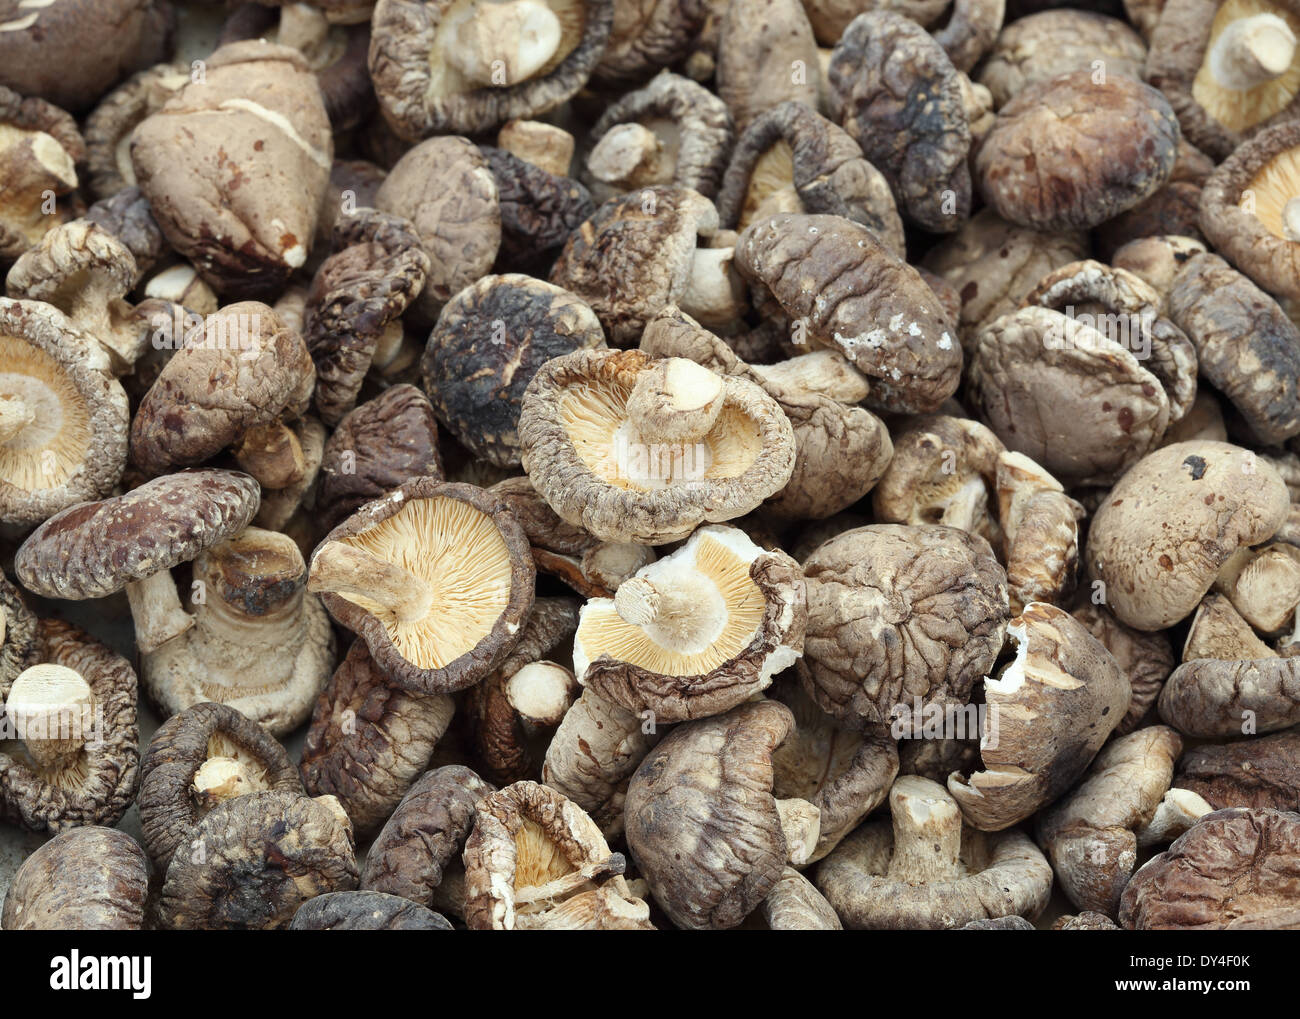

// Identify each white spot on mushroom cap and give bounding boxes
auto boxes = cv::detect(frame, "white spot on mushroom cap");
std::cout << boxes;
[938,333,953,351]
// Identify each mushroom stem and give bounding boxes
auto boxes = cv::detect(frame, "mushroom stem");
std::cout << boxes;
[447,0,563,87]
[613,574,724,650]
[775,797,822,866]
[232,420,307,490]
[1135,788,1214,847]
[0,394,35,445]
[276,2,335,68]
[1208,13,1297,91]
[127,569,196,656]
[1283,197,1300,242]
[498,120,575,177]
[680,246,746,328]
[626,357,725,444]
[884,776,967,882]
[370,322,421,379]
[505,661,579,732]
[192,756,255,810]
[6,664,94,770]
[586,123,670,188]
[0,604,7,648]
[751,350,871,403]
[308,541,434,623]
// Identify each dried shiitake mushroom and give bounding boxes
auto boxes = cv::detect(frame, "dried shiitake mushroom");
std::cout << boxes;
[593,0,709,84]
[0,87,84,259]
[2,826,148,930]
[1176,727,1300,810]
[714,0,819,132]
[481,143,595,273]
[1072,602,1176,734]
[83,63,188,201]
[0,574,38,702]
[290,890,453,930]
[760,867,842,930]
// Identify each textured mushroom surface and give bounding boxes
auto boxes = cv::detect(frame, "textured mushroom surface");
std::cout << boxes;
[290,890,453,930]
[1176,729,1300,811]
[2,827,148,930]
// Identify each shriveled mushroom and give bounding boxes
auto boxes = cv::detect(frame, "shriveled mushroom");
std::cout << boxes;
[815,776,1053,930]
[1072,603,1176,734]
[0,87,84,259]
[1053,912,1121,930]
[997,450,1084,613]
[1176,727,1300,810]
[481,144,595,273]
[136,701,303,871]
[83,63,188,201]
[2,827,148,930]
[290,891,453,930]
[15,469,261,656]
[594,0,710,84]
[0,575,38,703]
[715,0,819,132]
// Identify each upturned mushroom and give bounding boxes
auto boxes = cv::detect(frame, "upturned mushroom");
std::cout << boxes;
[0,87,85,259]
[2,827,148,930]
[308,478,536,694]
[815,776,1053,929]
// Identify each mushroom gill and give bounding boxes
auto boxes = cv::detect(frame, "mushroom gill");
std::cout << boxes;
[0,335,92,491]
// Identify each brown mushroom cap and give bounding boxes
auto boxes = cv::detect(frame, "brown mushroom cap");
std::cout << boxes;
[0,86,84,259]
[1110,233,1209,300]
[368,0,614,138]
[593,0,708,83]
[1072,602,1175,733]
[289,890,453,930]
[157,789,358,930]
[481,144,595,274]
[84,62,189,201]
[0,620,140,833]
[308,478,536,695]
[0,297,130,527]
[948,602,1132,831]
[82,186,168,282]
[974,71,1180,231]
[815,775,1053,929]
[464,779,653,929]
[715,0,820,132]
[715,100,904,258]
[1086,441,1291,630]
[1176,727,1300,810]
[1119,807,1300,928]
[2,826,148,930]
[1159,652,1300,735]
[798,523,1009,730]
[300,638,455,836]
[1095,137,1214,259]
[137,700,303,871]
[735,213,961,414]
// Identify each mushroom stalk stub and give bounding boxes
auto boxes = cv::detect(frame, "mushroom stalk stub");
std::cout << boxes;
[1210,13,1297,91]
[5,664,93,770]
[309,541,434,624]
[447,0,563,86]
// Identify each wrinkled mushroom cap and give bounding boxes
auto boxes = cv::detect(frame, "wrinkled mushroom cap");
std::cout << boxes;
[0,87,84,259]
[290,890,453,929]
[2,826,148,930]
[1175,727,1300,810]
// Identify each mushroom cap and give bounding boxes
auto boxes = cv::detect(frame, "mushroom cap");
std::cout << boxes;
[312,478,536,694]
[716,100,904,257]
[1119,807,1300,928]
[15,469,261,600]
[998,450,1083,614]
[368,0,614,137]
[299,638,455,836]
[0,86,84,259]
[517,347,796,544]
[0,620,140,833]
[959,916,1037,929]
[130,42,333,298]
[797,523,1009,729]
[625,699,796,929]
[83,186,169,281]
[84,62,189,201]
[548,185,723,345]
[423,274,606,468]
[1053,911,1121,929]
[1159,655,1300,735]
[1071,602,1176,735]
[827,11,972,233]
[594,0,709,83]
[0,298,129,527]
[734,213,961,415]
[814,775,1054,929]
[1168,252,1300,444]
[463,779,653,929]
[947,603,1132,831]
[975,71,1180,231]
[1,826,148,930]
[1086,441,1290,630]
[130,302,315,475]
[305,208,431,426]
[1035,725,1184,915]
[1095,137,1215,259]
[481,145,595,273]
[576,524,806,722]
[361,764,494,912]
[761,866,843,929]
[715,0,820,132]
[157,789,358,930]
[137,700,303,871]
[289,890,453,930]
[1176,727,1300,811]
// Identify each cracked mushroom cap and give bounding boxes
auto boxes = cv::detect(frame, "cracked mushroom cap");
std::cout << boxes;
[975,71,1180,231]
[316,384,444,533]
[0,87,84,260]
[715,100,904,258]
[518,348,796,543]
[2,827,148,931]
[368,0,614,138]
[575,524,806,723]
[978,10,1147,107]
[0,574,38,703]
[1168,252,1300,444]
[304,208,430,426]
[625,699,816,929]
[639,306,892,521]
[0,620,139,833]
[299,638,455,836]
[1086,441,1290,630]
[827,11,971,233]
[1072,602,1176,734]
[0,298,129,528]
[1147,0,1300,160]
[157,789,358,930]
[1176,727,1300,810]
[130,42,333,298]
[714,0,820,133]
[1035,725,1185,916]
[814,775,1053,930]
[1119,807,1300,928]
[1200,119,1300,302]
[481,145,594,273]
[83,63,189,201]
[798,523,1009,730]
[290,890,453,930]
[424,274,606,468]
[586,70,734,199]
[137,701,302,871]
[947,603,1132,831]
[464,779,654,929]
[130,303,315,477]
[735,213,961,414]
[141,527,336,735]
[361,764,494,919]
[308,478,536,695]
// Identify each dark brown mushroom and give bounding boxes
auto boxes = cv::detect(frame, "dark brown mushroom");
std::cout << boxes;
[290,890,453,930]
[2,827,148,930]
[481,145,595,274]
[1175,727,1300,810]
